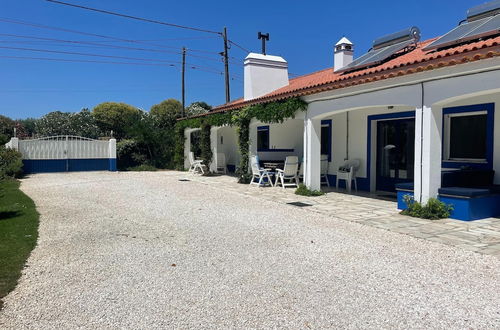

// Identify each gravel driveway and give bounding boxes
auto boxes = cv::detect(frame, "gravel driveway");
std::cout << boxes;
[1,171,499,329]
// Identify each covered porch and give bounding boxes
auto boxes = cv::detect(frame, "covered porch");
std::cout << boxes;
[302,64,500,221]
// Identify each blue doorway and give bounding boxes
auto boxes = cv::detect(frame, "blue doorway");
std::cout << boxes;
[376,118,415,192]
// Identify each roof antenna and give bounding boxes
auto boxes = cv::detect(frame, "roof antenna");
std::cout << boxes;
[258,32,270,55]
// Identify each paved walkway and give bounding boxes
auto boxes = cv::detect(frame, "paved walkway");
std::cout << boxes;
[185,172,500,257]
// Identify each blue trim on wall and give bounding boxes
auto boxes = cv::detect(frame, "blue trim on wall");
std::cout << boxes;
[366,111,416,192]
[23,158,114,173]
[257,125,270,152]
[321,119,332,162]
[109,158,117,171]
[442,103,494,170]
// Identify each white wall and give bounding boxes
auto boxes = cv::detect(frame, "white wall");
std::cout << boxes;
[216,126,240,167]
[250,117,304,161]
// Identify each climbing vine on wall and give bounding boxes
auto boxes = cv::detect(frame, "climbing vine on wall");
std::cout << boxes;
[175,97,307,179]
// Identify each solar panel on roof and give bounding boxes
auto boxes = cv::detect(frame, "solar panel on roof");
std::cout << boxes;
[337,39,416,73]
[423,14,500,51]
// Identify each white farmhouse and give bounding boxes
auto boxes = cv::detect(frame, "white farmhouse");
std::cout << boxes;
[182,1,500,221]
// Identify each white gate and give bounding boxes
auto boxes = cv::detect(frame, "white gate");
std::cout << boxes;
[6,135,117,173]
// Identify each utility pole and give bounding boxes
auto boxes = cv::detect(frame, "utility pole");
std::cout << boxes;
[222,27,230,103]
[181,47,186,117]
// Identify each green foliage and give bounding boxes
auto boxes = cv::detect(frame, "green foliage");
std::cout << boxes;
[295,184,325,196]
[92,102,141,139]
[35,110,101,138]
[401,195,453,220]
[235,116,251,183]
[186,101,212,117]
[17,118,37,138]
[199,121,212,171]
[0,115,15,145]
[116,139,145,170]
[0,179,39,310]
[150,98,183,127]
[126,164,158,171]
[0,146,23,179]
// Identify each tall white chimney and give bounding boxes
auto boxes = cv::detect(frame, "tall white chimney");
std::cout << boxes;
[334,37,354,71]
[244,53,289,101]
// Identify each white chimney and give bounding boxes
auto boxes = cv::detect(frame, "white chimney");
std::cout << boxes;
[244,53,289,101]
[334,37,354,71]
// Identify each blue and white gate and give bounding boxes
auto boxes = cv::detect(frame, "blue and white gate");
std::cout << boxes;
[5,135,117,173]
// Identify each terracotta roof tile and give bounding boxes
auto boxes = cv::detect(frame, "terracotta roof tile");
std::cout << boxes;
[188,36,500,117]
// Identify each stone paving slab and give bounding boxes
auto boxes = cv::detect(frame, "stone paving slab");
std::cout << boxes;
[182,172,500,257]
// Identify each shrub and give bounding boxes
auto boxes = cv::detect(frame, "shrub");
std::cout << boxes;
[295,184,324,197]
[116,139,144,170]
[126,164,158,171]
[401,195,452,220]
[0,146,23,179]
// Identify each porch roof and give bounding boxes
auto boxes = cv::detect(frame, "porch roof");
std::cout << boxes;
[185,35,500,119]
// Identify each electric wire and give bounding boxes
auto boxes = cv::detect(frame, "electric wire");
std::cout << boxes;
[45,0,221,35]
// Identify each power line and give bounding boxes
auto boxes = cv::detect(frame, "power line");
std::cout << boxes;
[45,0,221,35]
[228,40,251,53]
[0,55,242,80]
[0,45,183,64]
[0,55,176,67]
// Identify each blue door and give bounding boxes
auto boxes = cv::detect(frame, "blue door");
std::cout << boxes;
[376,118,415,192]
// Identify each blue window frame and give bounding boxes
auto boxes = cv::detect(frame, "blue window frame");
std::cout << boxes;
[257,126,270,152]
[321,120,332,162]
[442,103,494,169]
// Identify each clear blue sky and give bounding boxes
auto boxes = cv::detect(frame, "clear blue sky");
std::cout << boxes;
[0,0,483,119]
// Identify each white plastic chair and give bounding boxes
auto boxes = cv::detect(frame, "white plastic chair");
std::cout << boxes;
[320,154,330,187]
[298,159,304,182]
[276,156,299,189]
[189,151,205,174]
[214,152,227,174]
[336,159,360,192]
[250,155,274,187]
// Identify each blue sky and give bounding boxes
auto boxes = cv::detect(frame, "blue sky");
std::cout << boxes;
[0,0,483,119]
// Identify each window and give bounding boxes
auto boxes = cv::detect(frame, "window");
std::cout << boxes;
[257,126,269,151]
[444,111,487,161]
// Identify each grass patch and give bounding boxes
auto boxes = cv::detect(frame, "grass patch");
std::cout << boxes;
[0,179,39,309]
[295,184,325,197]
[126,164,158,171]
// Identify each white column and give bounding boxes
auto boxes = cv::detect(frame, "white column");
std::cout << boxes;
[210,127,218,173]
[184,129,191,170]
[414,105,442,203]
[7,137,19,150]
[108,138,117,171]
[304,117,321,190]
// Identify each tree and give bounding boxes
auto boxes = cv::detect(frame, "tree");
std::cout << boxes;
[17,118,37,138]
[150,99,182,127]
[35,111,73,136]
[186,101,212,117]
[0,115,15,145]
[92,102,141,139]
[69,109,101,139]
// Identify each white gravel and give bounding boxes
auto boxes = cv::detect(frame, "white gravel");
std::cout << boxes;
[1,171,499,329]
